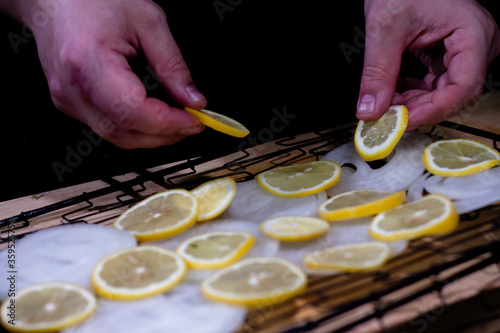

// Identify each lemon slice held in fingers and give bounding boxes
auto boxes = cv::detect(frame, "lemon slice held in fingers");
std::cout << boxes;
[355,105,408,161]
[184,107,250,138]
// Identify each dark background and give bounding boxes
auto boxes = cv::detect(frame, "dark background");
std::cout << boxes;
[0,0,498,201]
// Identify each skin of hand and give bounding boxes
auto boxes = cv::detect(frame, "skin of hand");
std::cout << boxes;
[3,0,207,149]
[357,0,500,130]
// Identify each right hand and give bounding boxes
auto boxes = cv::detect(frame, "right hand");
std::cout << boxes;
[28,0,207,149]
[357,0,500,130]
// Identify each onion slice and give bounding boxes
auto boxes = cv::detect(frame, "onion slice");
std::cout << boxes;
[415,166,500,214]
[407,172,432,202]
[322,132,431,196]
[222,179,326,222]
[0,224,137,299]
[64,282,246,333]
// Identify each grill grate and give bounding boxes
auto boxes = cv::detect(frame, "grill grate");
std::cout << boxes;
[1,121,500,333]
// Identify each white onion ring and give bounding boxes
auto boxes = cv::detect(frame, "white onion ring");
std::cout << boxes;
[406,167,500,214]
[64,282,246,333]
[424,167,500,200]
[452,192,500,214]
[322,132,431,196]
[222,180,327,222]
[0,224,137,299]
[406,172,432,201]
[421,167,500,214]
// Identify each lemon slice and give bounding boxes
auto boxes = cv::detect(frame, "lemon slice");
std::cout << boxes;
[201,257,307,307]
[370,194,459,241]
[114,189,198,241]
[91,246,186,300]
[176,231,254,269]
[191,178,237,222]
[303,242,392,272]
[422,138,500,177]
[0,282,97,332]
[260,216,329,241]
[318,189,406,221]
[354,105,408,161]
[257,161,341,197]
[184,107,250,138]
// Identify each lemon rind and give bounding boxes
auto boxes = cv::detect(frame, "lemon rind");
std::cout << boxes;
[260,216,330,241]
[200,257,307,308]
[113,189,199,242]
[191,178,237,222]
[318,190,407,221]
[184,107,250,138]
[257,161,341,197]
[354,105,409,161]
[91,246,187,301]
[0,282,97,333]
[176,231,255,269]
[369,194,459,241]
[422,138,500,177]
[303,242,392,272]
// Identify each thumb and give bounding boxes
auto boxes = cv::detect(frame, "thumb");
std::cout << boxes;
[138,11,207,110]
[357,29,404,120]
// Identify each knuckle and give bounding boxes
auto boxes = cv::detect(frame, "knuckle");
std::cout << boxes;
[361,65,392,84]
[141,3,168,29]
[156,54,189,78]
[58,44,94,98]
[109,108,138,131]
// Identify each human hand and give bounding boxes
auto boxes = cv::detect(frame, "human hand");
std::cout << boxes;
[357,0,500,130]
[26,0,206,149]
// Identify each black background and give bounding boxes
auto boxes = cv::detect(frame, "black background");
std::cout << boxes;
[0,0,498,201]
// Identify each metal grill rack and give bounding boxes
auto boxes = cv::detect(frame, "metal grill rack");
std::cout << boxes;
[1,121,500,333]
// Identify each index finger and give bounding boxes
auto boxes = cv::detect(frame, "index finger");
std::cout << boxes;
[86,51,203,136]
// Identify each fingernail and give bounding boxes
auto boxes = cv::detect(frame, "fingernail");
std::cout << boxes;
[181,124,202,135]
[185,83,205,102]
[357,94,376,115]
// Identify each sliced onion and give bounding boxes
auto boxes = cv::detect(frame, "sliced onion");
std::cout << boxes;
[322,132,431,196]
[424,167,500,200]
[416,167,500,214]
[64,282,246,333]
[407,172,432,201]
[275,217,407,272]
[0,224,137,299]
[453,191,500,214]
[222,180,327,222]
